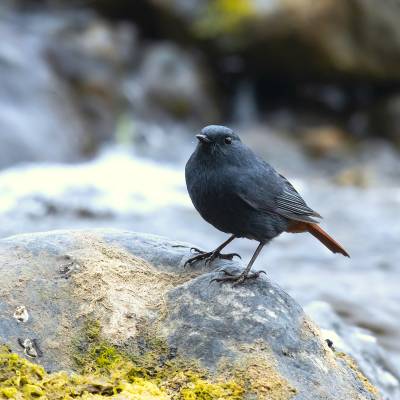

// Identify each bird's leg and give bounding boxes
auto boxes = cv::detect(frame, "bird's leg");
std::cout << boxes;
[212,242,266,285]
[184,235,240,267]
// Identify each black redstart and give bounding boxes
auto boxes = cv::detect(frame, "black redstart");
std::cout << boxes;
[185,125,349,285]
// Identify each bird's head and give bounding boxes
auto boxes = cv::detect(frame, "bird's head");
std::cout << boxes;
[196,125,241,153]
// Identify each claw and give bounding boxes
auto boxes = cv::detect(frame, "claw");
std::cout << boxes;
[210,270,235,283]
[211,270,266,286]
[219,269,236,276]
[184,254,202,268]
[184,249,243,268]
[184,254,201,268]
[219,252,241,260]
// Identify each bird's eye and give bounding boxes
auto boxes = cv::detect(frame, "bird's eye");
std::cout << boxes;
[224,136,232,144]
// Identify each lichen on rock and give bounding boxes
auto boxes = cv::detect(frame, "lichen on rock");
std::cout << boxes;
[69,233,193,344]
[224,342,297,400]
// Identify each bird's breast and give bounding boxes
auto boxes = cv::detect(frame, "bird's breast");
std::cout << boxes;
[185,164,248,235]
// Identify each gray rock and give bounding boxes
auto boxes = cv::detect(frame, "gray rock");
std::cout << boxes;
[46,13,138,146]
[0,229,381,399]
[124,42,218,124]
[306,301,400,400]
[0,8,138,168]
[0,12,88,168]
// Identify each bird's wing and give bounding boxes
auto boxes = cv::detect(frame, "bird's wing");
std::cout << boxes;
[233,162,322,224]
[274,174,322,223]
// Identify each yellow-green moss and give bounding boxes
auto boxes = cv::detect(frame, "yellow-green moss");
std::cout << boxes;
[194,0,255,40]
[180,375,243,400]
[0,345,242,400]
[0,320,299,399]
[0,345,168,399]
[0,320,246,399]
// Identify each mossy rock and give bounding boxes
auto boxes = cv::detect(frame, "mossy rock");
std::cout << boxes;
[0,229,380,399]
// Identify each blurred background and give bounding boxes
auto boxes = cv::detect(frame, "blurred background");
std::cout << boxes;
[0,0,400,395]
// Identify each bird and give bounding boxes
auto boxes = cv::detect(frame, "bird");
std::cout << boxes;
[185,125,349,285]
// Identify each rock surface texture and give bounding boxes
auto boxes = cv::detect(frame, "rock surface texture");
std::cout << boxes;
[0,229,381,399]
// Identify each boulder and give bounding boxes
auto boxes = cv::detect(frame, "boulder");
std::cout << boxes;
[0,12,88,168]
[0,229,381,399]
[0,9,136,168]
[46,14,138,147]
[124,42,218,124]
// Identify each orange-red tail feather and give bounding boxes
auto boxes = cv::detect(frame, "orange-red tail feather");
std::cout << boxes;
[307,224,350,257]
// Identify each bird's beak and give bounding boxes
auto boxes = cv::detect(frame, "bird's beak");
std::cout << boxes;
[196,134,212,144]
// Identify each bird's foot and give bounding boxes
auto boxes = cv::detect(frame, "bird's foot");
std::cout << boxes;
[184,247,241,268]
[211,269,266,286]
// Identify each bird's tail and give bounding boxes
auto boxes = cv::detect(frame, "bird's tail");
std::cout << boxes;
[307,224,350,257]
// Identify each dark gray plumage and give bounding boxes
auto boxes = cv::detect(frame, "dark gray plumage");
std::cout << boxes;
[185,125,349,285]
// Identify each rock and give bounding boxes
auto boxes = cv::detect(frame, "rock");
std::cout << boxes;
[149,0,400,80]
[119,42,220,162]
[0,8,140,168]
[0,12,88,168]
[124,42,218,124]
[306,301,400,400]
[0,229,381,399]
[46,13,138,147]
